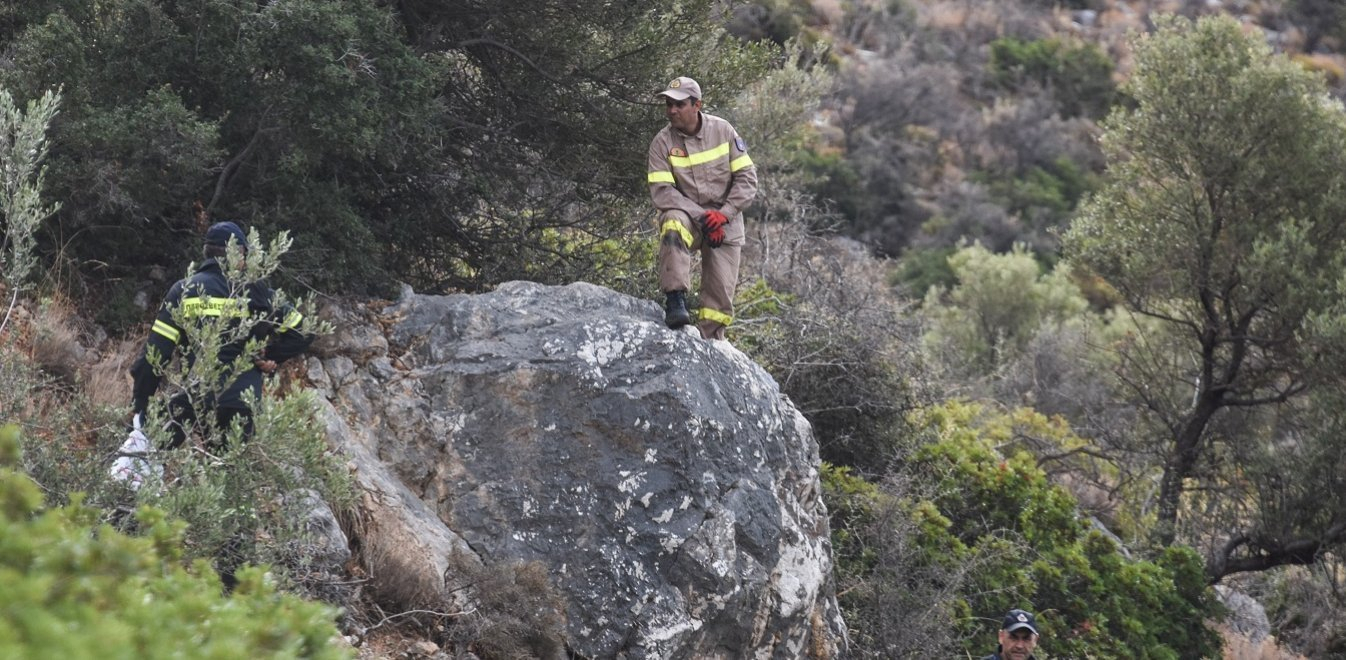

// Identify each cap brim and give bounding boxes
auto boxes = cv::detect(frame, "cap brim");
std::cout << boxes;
[1005,623,1038,635]
[657,89,693,101]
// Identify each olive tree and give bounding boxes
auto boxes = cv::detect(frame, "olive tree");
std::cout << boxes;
[922,242,1089,376]
[1062,14,1346,577]
[0,87,59,293]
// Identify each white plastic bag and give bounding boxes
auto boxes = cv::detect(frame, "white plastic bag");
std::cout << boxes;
[109,415,161,491]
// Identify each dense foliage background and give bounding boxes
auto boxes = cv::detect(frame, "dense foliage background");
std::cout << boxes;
[5,0,1346,657]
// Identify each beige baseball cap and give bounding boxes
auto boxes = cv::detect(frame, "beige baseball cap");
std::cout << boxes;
[656,76,701,101]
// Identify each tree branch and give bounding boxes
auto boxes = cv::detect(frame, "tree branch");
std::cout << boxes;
[1208,522,1346,583]
[456,37,563,84]
[208,122,274,214]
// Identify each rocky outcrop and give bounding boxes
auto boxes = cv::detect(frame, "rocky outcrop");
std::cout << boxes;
[1216,585,1271,644]
[308,281,847,659]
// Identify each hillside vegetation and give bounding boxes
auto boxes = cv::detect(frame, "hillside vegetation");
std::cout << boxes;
[3,0,1346,657]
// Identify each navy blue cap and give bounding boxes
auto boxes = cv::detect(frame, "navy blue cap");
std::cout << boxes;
[1002,609,1038,635]
[205,221,246,247]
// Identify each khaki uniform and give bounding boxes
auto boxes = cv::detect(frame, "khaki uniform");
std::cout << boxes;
[647,112,758,339]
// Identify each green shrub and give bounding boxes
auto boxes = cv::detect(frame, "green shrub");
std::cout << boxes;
[988,36,1116,118]
[734,269,924,475]
[0,424,350,659]
[974,156,1096,235]
[139,388,355,583]
[0,86,61,292]
[910,401,1221,659]
[795,147,863,223]
[826,401,1221,658]
[521,227,656,299]
[890,246,957,298]
[922,242,1092,375]
[820,463,887,579]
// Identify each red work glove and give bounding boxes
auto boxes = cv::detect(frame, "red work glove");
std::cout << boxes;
[699,210,728,248]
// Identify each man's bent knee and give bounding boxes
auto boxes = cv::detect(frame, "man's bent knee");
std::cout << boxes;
[660,217,695,249]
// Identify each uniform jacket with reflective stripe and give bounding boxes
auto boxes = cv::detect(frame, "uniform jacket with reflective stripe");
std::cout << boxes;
[647,112,758,221]
[131,258,311,415]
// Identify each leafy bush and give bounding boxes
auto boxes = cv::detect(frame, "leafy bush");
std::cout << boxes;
[912,402,1221,658]
[0,425,350,658]
[988,36,1117,118]
[922,242,1091,375]
[736,224,928,475]
[826,401,1221,659]
[138,388,355,586]
[0,86,60,292]
[513,228,655,300]
[889,246,957,298]
[794,146,862,223]
[974,155,1095,239]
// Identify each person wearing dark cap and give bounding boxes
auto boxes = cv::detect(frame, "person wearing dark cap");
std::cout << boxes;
[128,221,312,451]
[981,608,1040,660]
[646,75,758,340]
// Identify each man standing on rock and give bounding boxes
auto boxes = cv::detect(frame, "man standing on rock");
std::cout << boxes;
[647,76,758,340]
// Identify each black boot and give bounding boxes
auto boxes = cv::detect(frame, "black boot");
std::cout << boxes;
[664,291,690,329]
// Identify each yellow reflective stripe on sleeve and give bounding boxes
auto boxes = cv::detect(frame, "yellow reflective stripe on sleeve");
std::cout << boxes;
[699,307,733,326]
[730,154,754,172]
[660,219,695,248]
[668,142,731,169]
[181,296,249,318]
[648,171,676,184]
[151,319,180,343]
[279,310,304,333]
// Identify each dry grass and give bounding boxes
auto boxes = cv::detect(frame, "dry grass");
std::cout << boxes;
[82,339,137,410]
[27,299,86,386]
[1294,52,1346,86]
[19,298,137,448]
[443,556,567,660]
[1219,624,1307,660]
[345,528,567,660]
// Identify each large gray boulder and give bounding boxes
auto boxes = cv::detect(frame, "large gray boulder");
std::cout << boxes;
[310,281,847,659]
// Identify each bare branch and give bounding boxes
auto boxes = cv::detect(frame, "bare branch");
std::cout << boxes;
[1209,522,1346,582]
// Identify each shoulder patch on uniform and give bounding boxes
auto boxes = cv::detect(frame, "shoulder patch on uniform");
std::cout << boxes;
[671,148,686,157]
[735,137,747,152]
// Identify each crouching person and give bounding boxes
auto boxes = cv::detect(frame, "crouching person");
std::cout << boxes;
[129,221,312,452]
